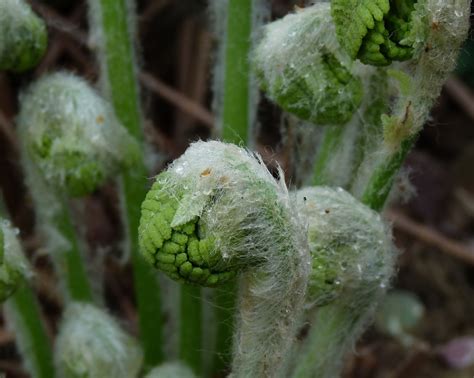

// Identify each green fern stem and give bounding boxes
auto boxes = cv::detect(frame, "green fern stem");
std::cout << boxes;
[214,0,254,374]
[180,285,203,376]
[292,304,355,378]
[5,286,55,378]
[54,200,94,301]
[312,126,346,186]
[361,136,415,211]
[0,204,54,378]
[21,157,94,303]
[88,0,163,367]
[221,0,253,144]
[353,0,471,210]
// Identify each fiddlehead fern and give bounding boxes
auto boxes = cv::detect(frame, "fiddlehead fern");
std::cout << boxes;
[297,186,395,307]
[253,3,363,125]
[331,0,418,66]
[55,302,143,378]
[0,219,31,302]
[18,72,140,197]
[139,141,311,377]
[0,0,47,72]
[292,187,395,378]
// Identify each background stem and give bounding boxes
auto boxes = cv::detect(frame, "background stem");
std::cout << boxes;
[213,0,254,374]
[180,285,203,375]
[89,0,163,367]
[55,200,94,301]
[312,126,345,186]
[5,286,55,378]
[0,204,54,378]
[292,304,359,378]
[20,158,93,303]
[221,0,253,145]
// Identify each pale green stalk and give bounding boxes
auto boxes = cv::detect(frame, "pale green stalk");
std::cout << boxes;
[221,0,253,144]
[292,304,361,378]
[4,286,55,378]
[87,0,162,367]
[180,285,202,376]
[313,68,390,189]
[0,203,54,378]
[312,126,346,186]
[21,156,94,303]
[213,0,255,374]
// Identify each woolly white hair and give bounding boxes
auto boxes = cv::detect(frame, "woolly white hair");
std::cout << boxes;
[54,302,143,378]
[18,72,139,196]
[0,0,47,72]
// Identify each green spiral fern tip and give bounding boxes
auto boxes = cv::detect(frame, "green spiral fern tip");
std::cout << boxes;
[0,0,47,72]
[140,141,311,377]
[139,171,235,286]
[0,219,31,302]
[253,3,363,125]
[331,0,417,66]
[18,72,140,197]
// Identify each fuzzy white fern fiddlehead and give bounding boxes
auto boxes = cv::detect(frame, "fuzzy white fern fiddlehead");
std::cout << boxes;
[292,187,396,377]
[139,141,311,377]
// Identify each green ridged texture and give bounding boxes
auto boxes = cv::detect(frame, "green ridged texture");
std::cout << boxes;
[139,173,236,287]
[271,52,363,124]
[0,0,47,72]
[332,0,416,66]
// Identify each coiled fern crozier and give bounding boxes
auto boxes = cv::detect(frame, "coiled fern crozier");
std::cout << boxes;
[19,72,140,197]
[292,187,395,377]
[139,141,311,377]
[253,3,363,125]
[332,0,417,66]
